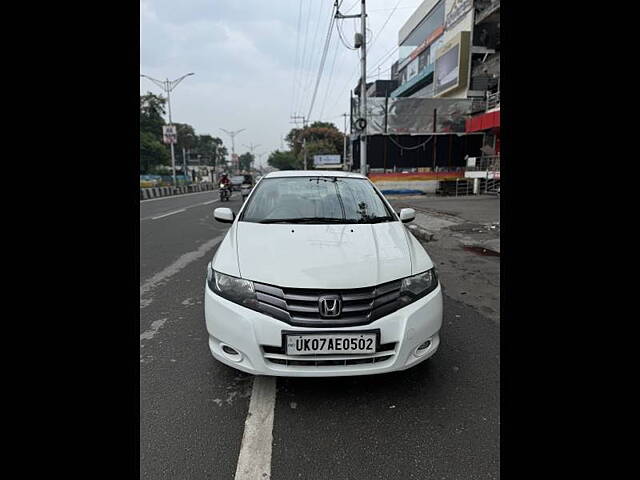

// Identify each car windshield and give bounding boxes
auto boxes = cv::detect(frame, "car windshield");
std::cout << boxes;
[240,176,396,224]
[231,176,245,183]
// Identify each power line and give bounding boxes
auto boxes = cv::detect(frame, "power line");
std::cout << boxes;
[388,135,433,151]
[290,0,304,117]
[367,44,399,76]
[306,2,337,120]
[295,0,314,116]
[336,19,357,50]
[368,0,402,52]
[318,23,341,121]
[299,0,327,115]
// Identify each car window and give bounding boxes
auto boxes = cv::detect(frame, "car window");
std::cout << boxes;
[240,177,396,224]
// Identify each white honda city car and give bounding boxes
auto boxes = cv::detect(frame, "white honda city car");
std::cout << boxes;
[205,170,442,377]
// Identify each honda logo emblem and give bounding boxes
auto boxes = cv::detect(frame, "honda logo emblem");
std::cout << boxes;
[318,295,342,318]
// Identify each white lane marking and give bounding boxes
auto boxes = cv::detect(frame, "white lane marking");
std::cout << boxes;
[140,198,222,221]
[234,376,277,480]
[151,208,186,220]
[139,234,225,307]
[140,318,168,342]
[140,190,217,203]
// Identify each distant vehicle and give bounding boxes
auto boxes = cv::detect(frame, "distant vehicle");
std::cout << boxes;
[206,170,443,377]
[219,183,231,202]
[230,175,245,191]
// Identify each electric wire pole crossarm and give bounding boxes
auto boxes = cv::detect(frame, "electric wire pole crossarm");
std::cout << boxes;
[140,72,195,187]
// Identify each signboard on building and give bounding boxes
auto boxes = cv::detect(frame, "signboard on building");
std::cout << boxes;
[407,57,420,81]
[409,25,445,61]
[313,155,341,167]
[445,0,473,31]
[434,31,470,97]
[162,125,177,144]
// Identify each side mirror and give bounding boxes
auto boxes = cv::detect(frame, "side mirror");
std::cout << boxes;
[214,207,234,223]
[399,208,415,223]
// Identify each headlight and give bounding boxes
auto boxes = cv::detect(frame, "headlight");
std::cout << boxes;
[399,268,438,306]
[207,264,258,309]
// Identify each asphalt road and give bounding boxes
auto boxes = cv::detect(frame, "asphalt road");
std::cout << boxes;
[139,191,500,479]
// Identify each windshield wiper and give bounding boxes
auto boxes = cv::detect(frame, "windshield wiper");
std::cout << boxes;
[357,216,395,224]
[259,217,349,224]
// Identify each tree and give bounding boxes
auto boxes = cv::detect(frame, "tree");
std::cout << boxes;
[194,135,228,167]
[284,122,344,167]
[238,152,254,172]
[173,123,197,160]
[140,93,170,173]
[140,131,170,174]
[140,92,166,141]
[268,150,301,170]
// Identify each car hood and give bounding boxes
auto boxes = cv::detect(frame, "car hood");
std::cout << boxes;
[233,221,417,289]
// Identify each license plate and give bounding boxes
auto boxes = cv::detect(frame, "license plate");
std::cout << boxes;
[285,333,377,356]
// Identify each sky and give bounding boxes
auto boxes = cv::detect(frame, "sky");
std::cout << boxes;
[140,0,424,169]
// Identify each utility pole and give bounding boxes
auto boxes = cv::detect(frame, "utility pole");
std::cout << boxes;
[290,114,308,170]
[335,1,367,175]
[360,0,367,175]
[220,128,246,175]
[140,72,194,188]
[342,113,348,170]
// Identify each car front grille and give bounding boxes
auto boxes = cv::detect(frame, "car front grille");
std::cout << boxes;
[252,279,403,327]
[261,342,397,367]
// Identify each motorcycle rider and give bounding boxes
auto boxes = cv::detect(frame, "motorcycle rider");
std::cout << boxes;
[220,173,231,189]
[219,173,231,201]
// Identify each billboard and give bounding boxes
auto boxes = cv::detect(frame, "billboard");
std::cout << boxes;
[434,31,470,97]
[445,0,473,31]
[313,155,341,166]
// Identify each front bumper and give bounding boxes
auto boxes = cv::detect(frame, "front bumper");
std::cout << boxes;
[204,283,443,377]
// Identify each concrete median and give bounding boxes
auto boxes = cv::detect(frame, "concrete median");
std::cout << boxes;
[140,182,215,201]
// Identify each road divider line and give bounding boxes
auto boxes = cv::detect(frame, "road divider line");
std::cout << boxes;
[202,199,218,205]
[151,209,186,220]
[234,376,277,480]
[139,234,224,307]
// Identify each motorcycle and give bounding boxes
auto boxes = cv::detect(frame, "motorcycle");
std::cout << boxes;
[219,183,231,202]
[240,183,253,201]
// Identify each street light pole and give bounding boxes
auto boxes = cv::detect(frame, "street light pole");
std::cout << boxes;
[140,72,194,188]
[221,128,246,175]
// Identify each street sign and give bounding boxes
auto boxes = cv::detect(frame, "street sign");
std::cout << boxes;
[313,155,341,166]
[163,125,177,144]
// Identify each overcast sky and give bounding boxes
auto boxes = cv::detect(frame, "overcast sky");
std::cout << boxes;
[140,0,423,168]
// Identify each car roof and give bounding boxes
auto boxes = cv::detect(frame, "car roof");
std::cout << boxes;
[263,170,366,179]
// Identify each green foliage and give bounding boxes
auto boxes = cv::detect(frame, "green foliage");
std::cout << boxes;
[194,135,228,167]
[238,152,254,172]
[140,92,166,141]
[139,92,229,174]
[284,122,344,162]
[140,92,170,173]
[268,150,301,170]
[140,131,170,173]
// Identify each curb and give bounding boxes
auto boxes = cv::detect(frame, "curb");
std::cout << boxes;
[140,182,215,201]
[407,224,435,243]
